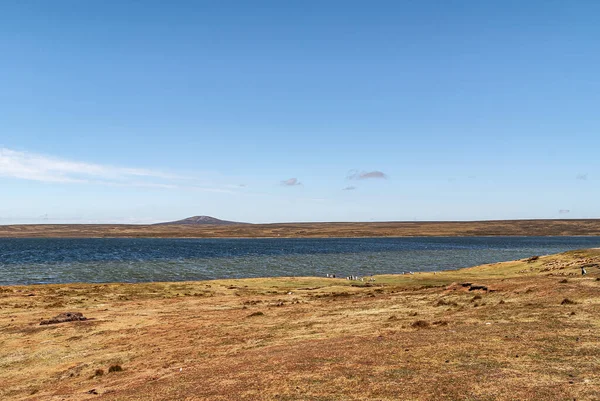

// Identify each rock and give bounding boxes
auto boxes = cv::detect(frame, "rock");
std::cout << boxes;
[40,312,87,325]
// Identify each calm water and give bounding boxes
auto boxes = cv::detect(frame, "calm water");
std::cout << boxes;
[0,237,598,285]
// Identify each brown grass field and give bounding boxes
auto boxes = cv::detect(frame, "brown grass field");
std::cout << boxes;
[2,219,600,238]
[1,249,600,400]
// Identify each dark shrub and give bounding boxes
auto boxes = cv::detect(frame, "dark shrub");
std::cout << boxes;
[412,320,430,329]
[108,365,123,373]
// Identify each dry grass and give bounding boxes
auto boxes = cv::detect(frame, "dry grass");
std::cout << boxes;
[1,249,600,400]
[1,219,600,238]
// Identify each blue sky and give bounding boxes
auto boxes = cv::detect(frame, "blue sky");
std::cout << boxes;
[1,1,599,224]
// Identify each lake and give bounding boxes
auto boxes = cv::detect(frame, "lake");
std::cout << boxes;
[0,236,598,285]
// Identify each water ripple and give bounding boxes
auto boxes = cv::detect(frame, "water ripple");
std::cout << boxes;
[0,237,598,285]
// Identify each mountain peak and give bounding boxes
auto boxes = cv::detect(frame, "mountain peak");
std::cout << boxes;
[155,216,247,226]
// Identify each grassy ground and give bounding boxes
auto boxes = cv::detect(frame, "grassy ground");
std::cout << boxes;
[1,249,600,400]
[2,219,600,238]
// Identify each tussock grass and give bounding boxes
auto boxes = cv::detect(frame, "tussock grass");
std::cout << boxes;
[108,365,123,373]
[411,320,430,329]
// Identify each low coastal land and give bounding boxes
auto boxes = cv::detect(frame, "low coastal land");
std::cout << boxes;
[2,219,600,238]
[1,249,600,400]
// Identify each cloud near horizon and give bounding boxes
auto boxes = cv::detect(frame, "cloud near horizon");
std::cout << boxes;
[347,170,388,180]
[0,147,232,193]
[342,186,357,191]
[558,209,570,214]
[576,173,588,180]
[281,177,302,186]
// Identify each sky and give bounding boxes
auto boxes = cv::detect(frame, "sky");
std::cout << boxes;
[1,1,599,224]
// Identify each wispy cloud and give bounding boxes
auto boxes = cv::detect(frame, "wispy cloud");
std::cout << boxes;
[281,177,302,186]
[342,186,357,191]
[0,147,181,184]
[0,215,162,224]
[347,170,388,180]
[0,147,233,193]
[576,173,588,180]
[558,209,571,214]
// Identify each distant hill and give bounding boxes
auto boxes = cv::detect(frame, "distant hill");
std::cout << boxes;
[154,216,248,226]
[3,219,600,238]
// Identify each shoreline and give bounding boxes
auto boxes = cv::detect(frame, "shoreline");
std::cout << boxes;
[3,241,600,288]
[1,249,600,400]
[2,234,600,240]
[0,249,570,288]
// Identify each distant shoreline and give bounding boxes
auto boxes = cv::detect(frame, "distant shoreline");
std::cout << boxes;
[1,219,600,238]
